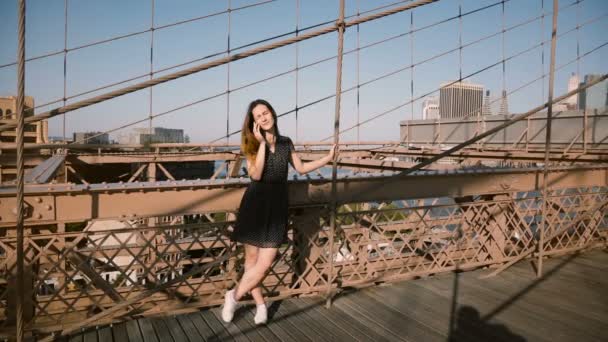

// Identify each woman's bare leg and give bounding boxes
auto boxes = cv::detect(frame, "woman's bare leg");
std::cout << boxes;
[234,247,277,301]
[244,244,265,305]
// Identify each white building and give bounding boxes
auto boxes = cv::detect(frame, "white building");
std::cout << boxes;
[439,81,484,119]
[565,72,579,109]
[117,127,184,144]
[422,97,439,120]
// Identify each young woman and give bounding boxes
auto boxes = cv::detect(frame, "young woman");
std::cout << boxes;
[222,99,337,324]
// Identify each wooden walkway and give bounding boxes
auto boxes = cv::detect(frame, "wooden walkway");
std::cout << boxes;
[66,249,608,342]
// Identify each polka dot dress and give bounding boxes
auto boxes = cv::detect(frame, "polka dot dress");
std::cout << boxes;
[232,136,294,248]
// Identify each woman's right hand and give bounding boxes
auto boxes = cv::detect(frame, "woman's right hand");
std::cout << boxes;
[253,123,265,143]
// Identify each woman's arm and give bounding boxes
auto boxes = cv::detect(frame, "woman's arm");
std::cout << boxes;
[290,144,337,175]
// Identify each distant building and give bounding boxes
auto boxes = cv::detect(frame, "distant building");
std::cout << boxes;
[117,127,184,144]
[579,74,608,111]
[482,90,493,116]
[422,97,439,120]
[439,81,483,119]
[498,90,509,116]
[564,72,579,109]
[48,136,73,143]
[0,96,48,144]
[73,132,110,144]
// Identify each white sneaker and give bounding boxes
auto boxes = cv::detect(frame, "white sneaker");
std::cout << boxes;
[254,303,267,325]
[221,289,239,323]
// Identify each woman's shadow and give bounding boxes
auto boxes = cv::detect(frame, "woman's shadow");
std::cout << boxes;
[450,305,526,342]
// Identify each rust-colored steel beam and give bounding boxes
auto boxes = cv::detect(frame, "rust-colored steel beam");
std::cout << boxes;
[374,146,608,163]
[0,165,605,227]
[2,141,399,151]
[70,152,237,164]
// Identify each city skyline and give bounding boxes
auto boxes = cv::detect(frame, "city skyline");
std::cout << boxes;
[0,0,606,143]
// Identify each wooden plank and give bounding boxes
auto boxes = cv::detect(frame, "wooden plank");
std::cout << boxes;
[264,301,313,342]
[125,319,144,342]
[186,312,218,341]
[291,297,366,341]
[229,306,267,342]
[199,309,237,341]
[242,305,292,342]
[369,280,488,342]
[458,272,606,341]
[568,251,608,270]
[162,316,190,342]
[347,288,445,342]
[299,296,385,342]
[288,298,363,341]
[477,264,608,330]
[68,333,84,342]
[412,274,555,342]
[98,326,113,342]
[209,307,250,342]
[111,322,129,342]
[82,328,98,342]
[276,300,332,341]
[505,264,608,323]
[150,317,175,342]
[136,318,158,342]
[233,306,277,342]
[331,294,403,341]
[175,314,204,342]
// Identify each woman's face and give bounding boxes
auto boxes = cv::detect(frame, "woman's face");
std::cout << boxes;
[252,104,275,132]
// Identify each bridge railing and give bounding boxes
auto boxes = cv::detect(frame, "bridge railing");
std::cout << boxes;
[0,184,605,336]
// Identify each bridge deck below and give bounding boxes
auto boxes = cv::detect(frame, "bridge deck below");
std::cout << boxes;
[66,249,608,342]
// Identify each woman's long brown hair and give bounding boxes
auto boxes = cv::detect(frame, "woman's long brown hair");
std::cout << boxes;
[241,99,280,162]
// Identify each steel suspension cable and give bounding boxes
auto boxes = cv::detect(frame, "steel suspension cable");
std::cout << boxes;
[0,0,442,135]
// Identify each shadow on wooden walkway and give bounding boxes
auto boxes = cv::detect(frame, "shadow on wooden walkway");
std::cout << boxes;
[65,249,608,342]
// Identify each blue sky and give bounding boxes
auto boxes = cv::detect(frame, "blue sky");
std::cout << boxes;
[0,0,606,142]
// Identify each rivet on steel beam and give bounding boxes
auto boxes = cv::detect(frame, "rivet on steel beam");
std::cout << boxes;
[36,213,42,219]
[46,205,52,211]
[35,197,42,203]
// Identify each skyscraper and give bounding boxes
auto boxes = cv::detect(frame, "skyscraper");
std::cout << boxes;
[439,81,483,119]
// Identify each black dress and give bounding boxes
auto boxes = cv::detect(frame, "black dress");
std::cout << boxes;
[232,136,294,248]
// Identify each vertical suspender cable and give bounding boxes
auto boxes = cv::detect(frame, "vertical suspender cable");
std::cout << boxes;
[148,0,155,144]
[62,0,68,182]
[356,0,361,144]
[502,0,506,98]
[538,0,559,278]
[227,0,232,145]
[541,0,546,103]
[62,0,68,143]
[326,0,345,308]
[576,0,580,85]
[409,10,414,146]
[295,0,300,142]
[15,0,27,340]
[459,3,463,83]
